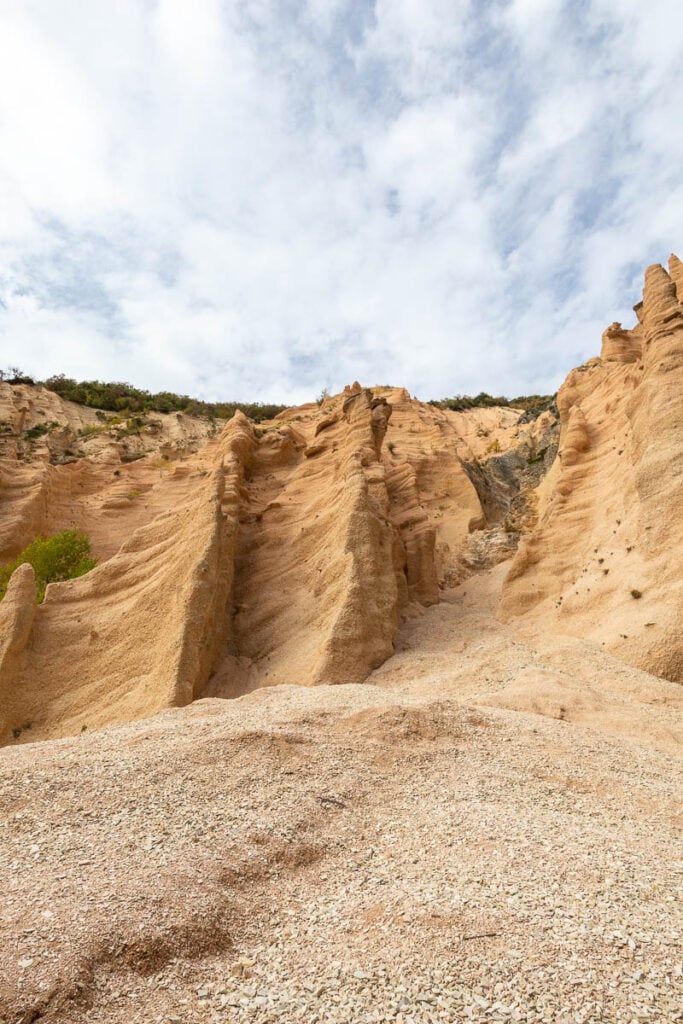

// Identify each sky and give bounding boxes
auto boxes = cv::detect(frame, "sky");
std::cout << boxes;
[1,0,682,405]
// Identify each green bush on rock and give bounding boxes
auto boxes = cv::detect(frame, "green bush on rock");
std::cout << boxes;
[0,530,97,603]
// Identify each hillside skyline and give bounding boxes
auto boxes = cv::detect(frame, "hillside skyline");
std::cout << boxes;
[1,1,682,404]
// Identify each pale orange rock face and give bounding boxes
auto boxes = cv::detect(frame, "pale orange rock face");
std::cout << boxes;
[500,255,683,685]
[600,322,642,363]
[0,256,681,746]
[0,380,524,743]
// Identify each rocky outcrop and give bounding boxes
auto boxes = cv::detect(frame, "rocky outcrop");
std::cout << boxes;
[378,387,495,588]
[385,460,439,606]
[461,409,559,532]
[0,382,216,561]
[668,251,683,299]
[501,256,683,684]
[211,389,403,695]
[0,415,256,743]
[0,564,37,736]
[600,322,642,363]
[2,376,553,742]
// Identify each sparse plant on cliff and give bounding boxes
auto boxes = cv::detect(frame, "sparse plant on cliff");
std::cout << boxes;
[24,421,58,439]
[78,424,108,437]
[1,366,34,385]
[0,530,97,603]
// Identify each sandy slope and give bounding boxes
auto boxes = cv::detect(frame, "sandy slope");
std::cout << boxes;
[373,564,683,757]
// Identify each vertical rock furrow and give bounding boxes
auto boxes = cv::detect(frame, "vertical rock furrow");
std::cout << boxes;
[215,390,401,694]
[385,460,439,606]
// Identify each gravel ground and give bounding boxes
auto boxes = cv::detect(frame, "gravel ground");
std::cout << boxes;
[1,680,681,1024]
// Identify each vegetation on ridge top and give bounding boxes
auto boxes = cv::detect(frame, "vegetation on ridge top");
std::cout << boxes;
[2,368,555,421]
[0,369,287,423]
[38,375,288,423]
[428,392,556,417]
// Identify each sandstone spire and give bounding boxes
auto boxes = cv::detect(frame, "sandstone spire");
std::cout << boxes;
[668,252,683,301]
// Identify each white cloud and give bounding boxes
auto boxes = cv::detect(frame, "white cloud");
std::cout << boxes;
[152,0,225,87]
[1,0,682,405]
[0,9,111,219]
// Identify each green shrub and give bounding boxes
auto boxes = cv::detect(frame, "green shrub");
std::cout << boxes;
[0,530,97,603]
[428,392,556,416]
[40,374,287,423]
[24,421,58,439]
[78,424,108,437]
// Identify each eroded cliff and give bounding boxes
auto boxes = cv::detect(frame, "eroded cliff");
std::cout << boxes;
[500,255,683,684]
[1,378,543,742]
[0,255,681,745]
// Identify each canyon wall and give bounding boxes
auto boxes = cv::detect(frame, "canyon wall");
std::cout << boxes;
[1,254,681,744]
[1,381,526,742]
[500,255,683,684]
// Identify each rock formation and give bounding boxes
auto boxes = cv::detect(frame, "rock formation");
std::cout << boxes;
[0,414,254,740]
[1,257,681,1024]
[0,254,681,745]
[1,378,537,742]
[500,255,683,684]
